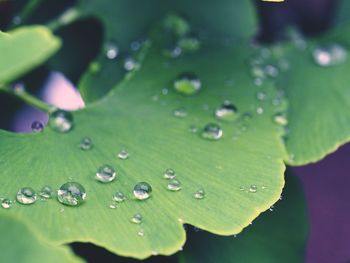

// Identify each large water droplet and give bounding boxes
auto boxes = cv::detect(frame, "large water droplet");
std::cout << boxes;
[194,189,205,199]
[57,182,86,206]
[167,179,182,191]
[80,137,93,150]
[39,186,53,199]
[104,41,119,60]
[96,165,117,183]
[49,109,74,133]
[201,123,223,140]
[164,168,176,179]
[273,113,288,126]
[117,149,129,160]
[16,187,37,204]
[215,101,238,122]
[31,121,44,132]
[174,73,201,95]
[113,191,125,203]
[1,199,12,209]
[133,182,152,200]
[131,213,142,224]
[313,43,347,67]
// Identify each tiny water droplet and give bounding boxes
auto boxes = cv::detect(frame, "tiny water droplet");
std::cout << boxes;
[256,107,264,115]
[96,165,117,183]
[239,186,245,191]
[313,43,347,67]
[124,57,139,71]
[131,213,142,224]
[49,110,73,133]
[273,113,288,126]
[104,42,119,60]
[215,101,238,121]
[113,191,125,203]
[109,202,117,209]
[249,185,258,193]
[31,121,44,132]
[167,179,182,191]
[256,91,267,101]
[133,182,152,200]
[80,137,93,150]
[117,149,129,160]
[39,186,53,199]
[138,229,145,237]
[162,88,169,95]
[269,205,274,211]
[130,40,142,51]
[12,15,22,25]
[264,65,279,78]
[254,78,263,86]
[174,73,201,95]
[177,36,200,53]
[189,125,198,133]
[57,182,86,206]
[12,82,25,93]
[201,123,223,140]
[251,65,265,79]
[173,108,188,118]
[16,187,37,204]
[194,189,205,199]
[1,199,12,209]
[164,168,176,179]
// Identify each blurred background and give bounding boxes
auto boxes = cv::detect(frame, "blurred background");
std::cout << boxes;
[0,0,349,262]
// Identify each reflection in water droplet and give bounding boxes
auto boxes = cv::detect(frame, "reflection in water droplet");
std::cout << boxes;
[96,165,117,183]
[16,187,37,204]
[104,42,119,60]
[167,179,182,191]
[57,182,86,206]
[131,213,142,224]
[133,182,152,200]
[117,149,129,160]
[174,73,201,95]
[49,110,74,133]
[1,199,12,209]
[201,123,223,140]
[164,168,176,179]
[313,43,347,67]
[113,191,125,203]
[174,108,188,118]
[39,186,53,199]
[80,137,93,150]
[194,189,205,199]
[273,113,288,126]
[31,121,44,132]
[215,101,238,121]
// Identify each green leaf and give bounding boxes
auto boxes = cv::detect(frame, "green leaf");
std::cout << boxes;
[179,173,308,263]
[0,26,61,85]
[78,0,256,103]
[0,214,83,263]
[281,24,350,165]
[0,35,287,258]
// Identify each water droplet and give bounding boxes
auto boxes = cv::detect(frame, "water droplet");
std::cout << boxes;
[313,43,347,67]
[57,182,86,206]
[1,199,12,209]
[239,186,245,191]
[194,189,205,199]
[162,88,169,95]
[163,14,190,37]
[215,101,238,121]
[12,15,22,25]
[104,42,119,60]
[256,107,264,115]
[167,179,182,191]
[109,203,117,209]
[130,40,142,51]
[31,121,44,132]
[254,78,263,86]
[133,182,152,200]
[49,110,74,133]
[113,191,125,203]
[256,91,267,101]
[264,65,279,78]
[273,113,288,126]
[251,65,265,79]
[138,229,145,237]
[174,73,201,95]
[165,46,183,58]
[39,186,53,199]
[189,125,198,133]
[80,137,93,150]
[164,168,176,179]
[177,36,200,53]
[269,205,274,211]
[96,165,117,183]
[174,108,188,118]
[249,185,258,193]
[201,123,223,140]
[89,61,101,73]
[117,149,129,160]
[16,187,37,205]
[131,213,142,224]
[124,57,139,71]
[12,82,25,93]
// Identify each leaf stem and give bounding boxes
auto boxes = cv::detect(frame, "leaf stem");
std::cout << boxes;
[0,85,54,113]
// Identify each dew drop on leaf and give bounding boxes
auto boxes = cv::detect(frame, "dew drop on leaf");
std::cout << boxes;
[273,113,288,126]
[164,168,176,179]
[49,109,74,133]
[167,179,182,191]
[31,121,44,133]
[39,186,53,199]
[248,185,258,193]
[138,229,145,237]
[313,43,347,67]
[16,187,37,205]
[201,123,223,140]
[131,213,143,224]
[133,182,152,200]
[113,191,125,203]
[215,101,238,122]
[96,165,117,183]
[1,198,12,209]
[124,57,139,71]
[194,189,205,199]
[174,73,201,95]
[117,149,129,160]
[57,182,86,206]
[80,137,93,150]
[256,107,264,115]
[104,41,119,60]
[173,108,188,118]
